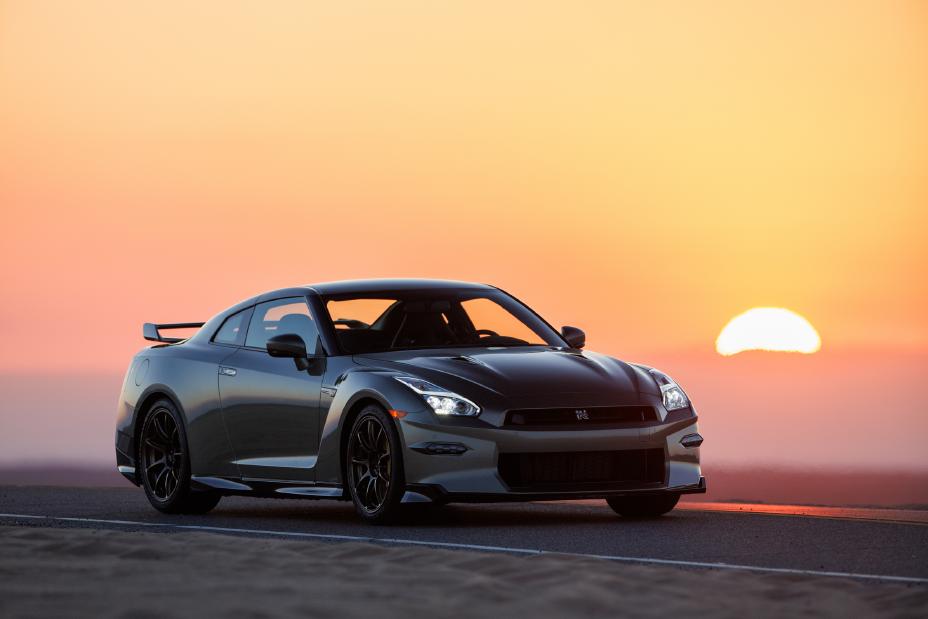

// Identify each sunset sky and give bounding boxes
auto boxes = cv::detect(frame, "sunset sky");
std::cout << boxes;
[1,2,926,471]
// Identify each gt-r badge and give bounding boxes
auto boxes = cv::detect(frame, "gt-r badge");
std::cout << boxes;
[575,409,589,420]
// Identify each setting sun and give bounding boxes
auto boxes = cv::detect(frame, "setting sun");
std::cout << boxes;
[716,308,821,356]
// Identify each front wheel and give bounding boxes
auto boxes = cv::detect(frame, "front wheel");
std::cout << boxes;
[607,493,679,518]
[346,405,406,524]
[138,399,221,514]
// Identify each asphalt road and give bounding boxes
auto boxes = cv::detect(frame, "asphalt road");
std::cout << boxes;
[1,485,926,582]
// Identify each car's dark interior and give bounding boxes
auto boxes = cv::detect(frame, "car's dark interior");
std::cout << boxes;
[331,298,534,353]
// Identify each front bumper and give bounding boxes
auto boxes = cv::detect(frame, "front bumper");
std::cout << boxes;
[405,476,706,504]
[397,411,704,502]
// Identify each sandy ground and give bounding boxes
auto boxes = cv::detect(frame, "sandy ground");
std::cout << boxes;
[1,525,925,619]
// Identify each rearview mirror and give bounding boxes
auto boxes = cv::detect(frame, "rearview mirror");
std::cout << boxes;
[561,326,586,349]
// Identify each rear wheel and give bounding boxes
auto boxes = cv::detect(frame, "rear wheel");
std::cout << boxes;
[138,399,221,514]
[607,493,679,518]
[346,405,406,524]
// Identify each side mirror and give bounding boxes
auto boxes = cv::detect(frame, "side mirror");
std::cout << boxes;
[267,333,325,373]
[267,333,307,358]
[561,326,586,349]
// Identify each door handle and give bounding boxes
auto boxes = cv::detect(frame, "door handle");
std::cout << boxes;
[219,366,237,377]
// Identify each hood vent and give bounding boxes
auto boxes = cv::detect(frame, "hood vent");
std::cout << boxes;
[450,355,485,366]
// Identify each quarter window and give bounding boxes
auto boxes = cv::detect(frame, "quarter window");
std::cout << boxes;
[212,309,250,346]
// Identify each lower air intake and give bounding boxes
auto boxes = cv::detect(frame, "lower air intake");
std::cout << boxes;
[498,449,665,490]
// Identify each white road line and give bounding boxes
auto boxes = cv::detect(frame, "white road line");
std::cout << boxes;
[1,512,926,585]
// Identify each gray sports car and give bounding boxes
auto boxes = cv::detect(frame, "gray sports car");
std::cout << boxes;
[115,279,705,523]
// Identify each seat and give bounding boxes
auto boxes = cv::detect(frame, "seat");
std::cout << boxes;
[392,311,456,347]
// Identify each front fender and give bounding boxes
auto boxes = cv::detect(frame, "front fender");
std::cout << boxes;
[315,368,432,485]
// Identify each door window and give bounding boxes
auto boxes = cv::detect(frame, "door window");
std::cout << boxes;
[245,298,319,351]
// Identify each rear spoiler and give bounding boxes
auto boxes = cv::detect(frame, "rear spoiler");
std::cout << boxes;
[143,322,205,343]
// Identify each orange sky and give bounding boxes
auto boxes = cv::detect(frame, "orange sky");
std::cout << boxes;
[1,2,926,469]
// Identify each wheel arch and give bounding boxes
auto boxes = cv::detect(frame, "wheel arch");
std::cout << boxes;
[338,394,394,489]
[132,386,189,463]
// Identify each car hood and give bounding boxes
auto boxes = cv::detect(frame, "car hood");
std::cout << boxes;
[354,346,654,402]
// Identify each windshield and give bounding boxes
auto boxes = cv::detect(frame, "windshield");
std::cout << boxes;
[323,289,565,354]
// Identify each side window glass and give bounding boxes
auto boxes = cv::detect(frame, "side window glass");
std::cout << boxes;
[245,298,319,351]
[212,309,250,346]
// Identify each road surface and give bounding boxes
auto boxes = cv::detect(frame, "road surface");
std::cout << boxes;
[1,485,926,582]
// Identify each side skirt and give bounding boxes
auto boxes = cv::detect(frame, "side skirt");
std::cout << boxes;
[190,476,349,500]
[187,476,707,505]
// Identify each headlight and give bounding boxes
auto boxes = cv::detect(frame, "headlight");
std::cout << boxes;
[393,376,481,417]
[648,369,690,412]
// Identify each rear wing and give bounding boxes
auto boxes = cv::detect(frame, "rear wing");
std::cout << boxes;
[143,322,205,343]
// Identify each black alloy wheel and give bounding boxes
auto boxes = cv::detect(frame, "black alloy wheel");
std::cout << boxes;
[138,399,221,514]
[346,405,405,524]
[141,407,183,501]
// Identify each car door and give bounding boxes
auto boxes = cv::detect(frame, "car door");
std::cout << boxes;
[218,296,323,482]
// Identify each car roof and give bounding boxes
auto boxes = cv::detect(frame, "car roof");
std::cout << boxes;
[188,279,498,346]
[304,278,494,296]
[220,279,495,315]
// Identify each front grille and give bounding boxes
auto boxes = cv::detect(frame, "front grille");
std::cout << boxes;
[498,448,665,490]
[504,406,657,429]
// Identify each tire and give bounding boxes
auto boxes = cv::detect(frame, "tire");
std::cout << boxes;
[137,398,221,515]
[345,404,406,524]
[607,493,679,518]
